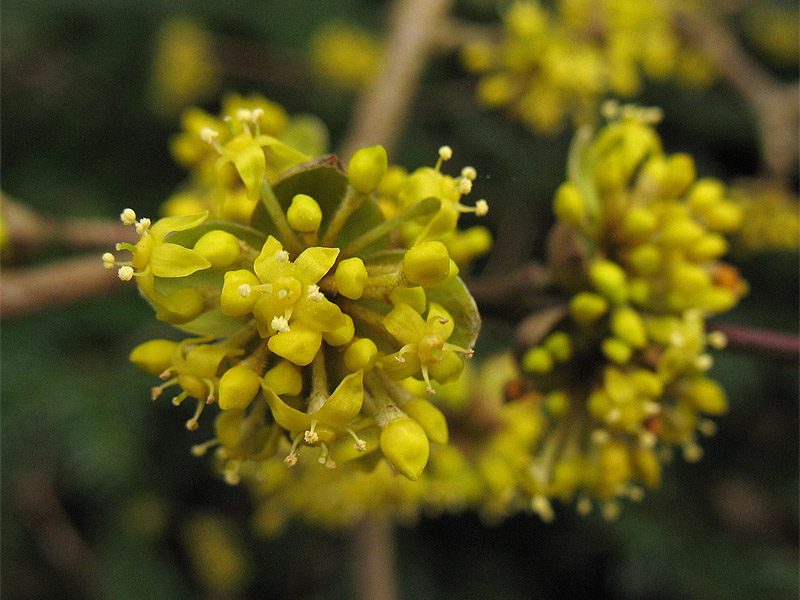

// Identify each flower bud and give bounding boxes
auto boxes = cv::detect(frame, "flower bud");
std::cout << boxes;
[348,145,388,194]
[619,207,657,240]
[218,365,261,410]
[343,338,379,371]
[403,398,449,445]
[553,182,586,225]
[543,331,572,363]
[704,201,743,232]
[545,390,570,418]
[322,313,355,346]
[688,178,724,213]
[193,230,241,269]
[156,288,205,324]
[633,447,661,489]
[262,360,303,396]
[662,153,695,198]
[130,339,178,376]
[403,241,450,286]
[335,257,368,299]
[214,410,244,451]
[683,377,727,415]
[570,292,609,325]
[380,418,430,480]
[601,337,633,364]
[221,270,260,316]
[522,346,554,374]
[610,307,647,348]
[589,260,628,305]
[287,194,323,232]
[629,244,661,276]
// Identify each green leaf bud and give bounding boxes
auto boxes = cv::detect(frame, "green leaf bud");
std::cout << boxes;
[589,260,628,304]
[348,145,388,194]
[684,377,727,415]
[389,286,427,314]
[522,346,554,374]
[610,307,648,348]
[403,398,449,445]
[322,313,355,346]
[221,269,260,316]
[334,257,368,300]
[218,365,261,410]
[287,193,323,232]
[379,418,430,480]
[402,241,451,286]
[193,230,241,269]
[601,337,633,364]
[129,339,178,376]
[570,292,609,325]
[542,331,572,363]
[545,390,570,418]
[553,182,586,225]
[262,360,303,396]
[343,338,379,371]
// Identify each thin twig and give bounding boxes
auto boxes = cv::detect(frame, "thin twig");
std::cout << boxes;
[352,517,398,600]
[1,255,129,319]
[338,0,455,161]
[709,321,799,364]
[675,8,799,183]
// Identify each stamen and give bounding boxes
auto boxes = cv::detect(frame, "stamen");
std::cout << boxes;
[627,485,645,502]
[185,398,205,430]
[346,428,367,452]
[238,284,252,298]
[203,378,216,404]
[159,369,173,381]
[682,442,703,462]
[271,316,291,333]
[191,438,219,456]
[601,501,621,521]
[172,390,189,406]
[236,109,252,123]
[224,460,241,485]
[695,354,713,371]
[285,433,303,466]
[102,253,116,269]
[697,419,718,436]
[307,284,324,303]
[474,199,489,216]
[591,429,609,445]
[120,208,137,225]
[639,430,657,448]
[438,146,453,161]
[317,442,331,465]
[394,355,406,363]
[118,266,135,281]
[706,331,727,349]
[275,250,290,263]
[304,421,319,444]
[223,115,237,136]
[135,218,151,235]
[576,497,592,515]
[251,108,264,122]
[438,318,449,325]
[458,179,473,194]
[199,127,219,144]
[531,494,555,522]
[461,166,477,181]
[421,365,436,395]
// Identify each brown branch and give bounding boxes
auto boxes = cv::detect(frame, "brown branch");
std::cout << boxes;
[709,322,800,363]
[338,0,455,161]
[467,261,552,305]
[1,254,129,319]
[352,517,398,600]
[675,8,799,183]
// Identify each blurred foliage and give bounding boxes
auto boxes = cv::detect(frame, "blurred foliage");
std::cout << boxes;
[1,0,797,599]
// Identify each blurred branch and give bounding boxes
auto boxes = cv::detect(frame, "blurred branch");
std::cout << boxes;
[467,261,553,310]
[709,322,800,363]
[14,467,101,599]
[1,255,128,319]
[338,0,454,161]
[2,195,136,253]
[675,8,799,184]
[352,517,398,600]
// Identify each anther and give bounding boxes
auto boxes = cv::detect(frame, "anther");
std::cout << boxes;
[695,354,713,371]
[271,316,291,333]
[576,497,592,515]
[275,250,290,263]
[438,146,453,161]
[697,419,718,436]
[251,108,264,122]
[307,284,324,303]
[284,454,298,467]
[461,166,477,181]
[458,179,473,194]
[135,218,151,235]
[438,318,449,325]
[118,266,134,281]
[706,331,728,349]
[236,109,252,123]
[682,442,703,462]
[102,252,116,269]
[199,127,220,145]
[475,199,489,216]
[531,495,555,522]
[151,387,163,400]
[238,284,252,298]
[304,422,319,444]
[120,208,137,225]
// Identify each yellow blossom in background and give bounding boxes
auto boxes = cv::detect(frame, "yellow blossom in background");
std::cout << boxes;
[149,18,220,117]
[310,21,384,90]
[729,181,800,253]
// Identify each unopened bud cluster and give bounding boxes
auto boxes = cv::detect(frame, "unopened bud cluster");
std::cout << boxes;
[513,106,746,519]
[462,1,716,134]
[106,97,484,488]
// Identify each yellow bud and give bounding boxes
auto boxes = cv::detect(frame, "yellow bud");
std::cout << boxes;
[629,244,661,276]
[683,377,727,415]
[348,145,388,194]
[522,346,554,374]
[629,369,663,398]
[702,286,738,313]
[262,361,303,396]
[380,418,430,480]
[671,262,711,294]
[343,338,378,371]
[601,337,633,364]
[545,390,570,418]
[661,218,704,247]
[428,350,464,384]
[286,194,323,232]
[129,339,178,376]
[620,207,657,240]
[463,226,493,255]
[589,260,628,305]
[553,182,586,225]
[687,234,728,262]
[570,292,609,325]
[662,153,695,198]
[628,279,650,307]
[377,165,408,196]
[633,447,661,489]
[403,241,450,286]
[610,307,647,348]
[218,365,261,410]
[335,257,368,300]
[588,390,611,420]
[704,201,743,232]
[596,441,632,498]
[220,270,260,316]
[193,230,240,269]
[688,178,724,213]
[156,287,205,324]
[214,410,244,451]
[549,458,583,499]
[322,313,355,346]
[389,287,427,314]
[543,331,572,363]
[403,398,449,445]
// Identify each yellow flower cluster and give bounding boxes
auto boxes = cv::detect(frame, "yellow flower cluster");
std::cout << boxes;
[105,98,487,488]
[309,21,384,90]
[728,182,800,253]
[512,104,746,518]
[462,1,716,133]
